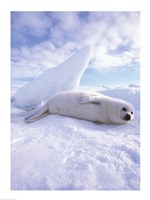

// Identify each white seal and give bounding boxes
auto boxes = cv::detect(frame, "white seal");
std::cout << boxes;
[25,90,134,124]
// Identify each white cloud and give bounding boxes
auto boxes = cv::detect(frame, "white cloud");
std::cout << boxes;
[11,11,140,78]
[51,12,80,31]
[11,12,51,44]
[11,39,80,78]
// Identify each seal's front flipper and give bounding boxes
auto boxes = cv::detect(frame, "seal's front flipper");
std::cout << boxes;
[24,103,48,123]
[79,93,101,105]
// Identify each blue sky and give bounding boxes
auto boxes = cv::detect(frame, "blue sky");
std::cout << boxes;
[11,11,140,87]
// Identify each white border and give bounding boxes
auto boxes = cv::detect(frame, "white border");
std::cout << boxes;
[0,5,11,192]
[0,0,150,199]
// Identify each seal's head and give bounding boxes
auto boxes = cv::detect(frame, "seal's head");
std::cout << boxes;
[108,99,135,124]
[120,104,134,122]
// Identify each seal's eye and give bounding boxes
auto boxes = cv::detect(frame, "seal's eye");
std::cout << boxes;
[131,111,133,115]
[122,107,127,112]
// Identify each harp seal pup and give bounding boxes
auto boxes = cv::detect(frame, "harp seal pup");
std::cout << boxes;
[25,90,134,124]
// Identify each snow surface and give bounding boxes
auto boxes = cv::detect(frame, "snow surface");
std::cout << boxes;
[11,82,140,190]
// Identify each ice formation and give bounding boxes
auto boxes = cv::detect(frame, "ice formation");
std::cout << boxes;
[13,46,92,109]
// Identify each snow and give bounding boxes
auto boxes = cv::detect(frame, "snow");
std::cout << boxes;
[13,46,92,109]
[11,84,140,190]
[11,45,140,190]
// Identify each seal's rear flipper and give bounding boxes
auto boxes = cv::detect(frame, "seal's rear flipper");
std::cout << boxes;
[24,103,48,123]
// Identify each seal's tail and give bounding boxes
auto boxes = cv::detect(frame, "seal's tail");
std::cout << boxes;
[24,103,49,123]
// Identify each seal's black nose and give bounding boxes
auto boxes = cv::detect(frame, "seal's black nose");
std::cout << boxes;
[125,114,131,121]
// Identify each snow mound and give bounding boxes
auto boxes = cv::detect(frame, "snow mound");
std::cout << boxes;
[128,83,140,88]
[100,86,140,109]
[11,86,140,190]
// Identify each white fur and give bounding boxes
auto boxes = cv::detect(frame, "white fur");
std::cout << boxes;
[25,90,134,124]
